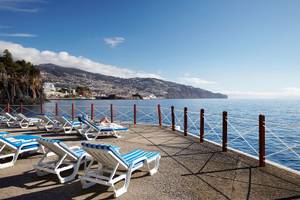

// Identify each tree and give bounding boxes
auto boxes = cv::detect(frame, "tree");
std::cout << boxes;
[1,49,13,65]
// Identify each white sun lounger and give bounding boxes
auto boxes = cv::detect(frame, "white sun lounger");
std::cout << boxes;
[79,143,160,197]
[16,113,41,129]
[34,138,91,183]
[53,115,82,134]
[37,114,61,131]
[78,116,128,140]
[0,135,42,169]
[4,112,18,127]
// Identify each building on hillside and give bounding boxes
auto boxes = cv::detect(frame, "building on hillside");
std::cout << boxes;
[43,82,56,92]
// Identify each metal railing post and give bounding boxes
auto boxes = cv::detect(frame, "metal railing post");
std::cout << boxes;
[259,114,266,167]
[171,106,175,131]
[222,111,228,152]
[71,103,75,120]
[184,107,188,136]
[110,104,114,123]
[91,103,94,120]
[55,102,58,116]
[40,101,43,114]
[133,104,137,127]
[200,109,204,143]
[157,104,162,127]
[6,103,10,113]
[20,102,23,114]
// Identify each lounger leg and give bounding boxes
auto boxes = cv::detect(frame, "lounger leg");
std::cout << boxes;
[148,156,160,176]
[81,178,97,189]
[113,171,131,197]
[0,152,17,169]
[63,126,73,134]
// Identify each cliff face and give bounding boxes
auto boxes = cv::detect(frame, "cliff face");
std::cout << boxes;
[0,50,44,104]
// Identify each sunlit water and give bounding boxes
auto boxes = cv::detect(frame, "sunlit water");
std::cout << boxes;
[19,99,300,171]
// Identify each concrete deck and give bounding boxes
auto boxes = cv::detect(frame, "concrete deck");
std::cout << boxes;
[0,125,300,200]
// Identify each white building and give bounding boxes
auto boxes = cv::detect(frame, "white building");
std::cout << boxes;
[43,82,56,92]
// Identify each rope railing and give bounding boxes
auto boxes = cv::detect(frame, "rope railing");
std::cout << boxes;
[0,102,299,172]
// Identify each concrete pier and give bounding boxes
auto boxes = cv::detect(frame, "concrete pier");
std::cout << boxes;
[0,125,299,199]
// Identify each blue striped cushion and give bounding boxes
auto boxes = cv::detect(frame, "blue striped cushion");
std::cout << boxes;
[98,126,128,131]
[121,149,160,166]
[2,135,39,148]
[81,142,120,152]
[0,131,9,136]
[81,143,159,167]
[72,148,86,157]
[38,137,61,144]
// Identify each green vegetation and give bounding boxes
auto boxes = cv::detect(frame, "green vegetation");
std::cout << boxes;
[75,86,92,97]
[0,49,40,76]
[0,49,43,104]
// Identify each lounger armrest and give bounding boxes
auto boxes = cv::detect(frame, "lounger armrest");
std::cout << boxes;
[129,156,147,169]
[69,146,81,151]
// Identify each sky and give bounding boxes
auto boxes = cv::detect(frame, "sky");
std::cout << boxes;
[0,0,300,99]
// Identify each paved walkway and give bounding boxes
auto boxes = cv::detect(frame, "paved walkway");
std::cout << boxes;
[0,125,300,199]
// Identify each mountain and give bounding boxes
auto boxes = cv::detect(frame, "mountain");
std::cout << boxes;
[37,63,227,99]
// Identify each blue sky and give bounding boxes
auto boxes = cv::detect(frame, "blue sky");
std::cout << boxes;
[0,0,300,98]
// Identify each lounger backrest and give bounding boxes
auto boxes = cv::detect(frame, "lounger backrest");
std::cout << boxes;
[5,112,16,121]
[38,138,78,161]
[80,117,100,131]
[38,114,54,123]
[0,137,18,149]
[62,115,71,123]
[81,142,128,170]
[17,113,29,121]
[53,116,67,125]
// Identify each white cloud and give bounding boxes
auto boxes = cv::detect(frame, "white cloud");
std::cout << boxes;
[0,33,36,37]
[0,0,45,13]
[104,37,125,48]
[223,88,300,99]
[0,40,162,79]
[177,73,217,87]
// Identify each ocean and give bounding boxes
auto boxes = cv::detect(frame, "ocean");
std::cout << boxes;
[30,99,300,171]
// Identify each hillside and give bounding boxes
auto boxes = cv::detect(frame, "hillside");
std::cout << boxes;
[37,63,227,99]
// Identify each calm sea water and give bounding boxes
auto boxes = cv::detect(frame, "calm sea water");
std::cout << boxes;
[39,99,300,171]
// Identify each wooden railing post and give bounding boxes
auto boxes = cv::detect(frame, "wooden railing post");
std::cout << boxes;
[171,106,175,131]
[6,103,10,113]
[20,102,23,114]
[259,114,266,167]
[200,109,204,143]
[91,103,94,120]
[184,107,188,136]
[222,111,228,152]
[71,103,75,120]
[40,101,43,114]
[55,102,58,116]
[157,104,162,127]
[110,104,114,123]
[133,104,137,127]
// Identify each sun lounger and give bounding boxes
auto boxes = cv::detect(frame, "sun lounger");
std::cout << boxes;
[34,138,91,183]
[53,115,82,134]
[79,143,160,197]
[16,113,41,128]
[78,115,128,140]
[4,112,18,127]
[0,135,42,169]
[37,114,61,131]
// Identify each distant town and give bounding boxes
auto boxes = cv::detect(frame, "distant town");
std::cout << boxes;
[43,82,158,100]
